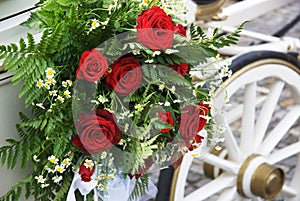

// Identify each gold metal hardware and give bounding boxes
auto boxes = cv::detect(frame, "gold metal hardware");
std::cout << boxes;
[237,154,284,200]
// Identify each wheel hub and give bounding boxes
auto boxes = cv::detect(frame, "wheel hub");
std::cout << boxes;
[237,154,285,200]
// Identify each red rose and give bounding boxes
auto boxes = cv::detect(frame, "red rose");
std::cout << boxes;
[129,156,153,179]
[79,158,95,182]
[175,24,186,36]
[74,109,121,154]
[158,112,174,133]
[105,57,142,97]
[168,63,189,76]
[72,134,89,155]
[136,6,175,50]
[179,102,210,142]
[188,135,204,151]
[76,49,108,82]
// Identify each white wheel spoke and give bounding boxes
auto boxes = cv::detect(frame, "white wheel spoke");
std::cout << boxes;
[226,95,266,124]
[252,198,263,201]
[286,147,300,201]
[240,82,257,155]
[282,184,298,197]
[203,153,240,174]
[183,174,235,201]
[267,141,300,164]
[254,81,285,150]
[215,114,244,162]
[216,187,239,201]
[174,153,194,199]
[259,105,300,155]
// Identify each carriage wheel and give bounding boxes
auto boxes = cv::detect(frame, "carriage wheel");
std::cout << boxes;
[163,51,300,201]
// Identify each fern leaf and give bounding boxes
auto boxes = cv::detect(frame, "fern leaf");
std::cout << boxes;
[53,173,72,201]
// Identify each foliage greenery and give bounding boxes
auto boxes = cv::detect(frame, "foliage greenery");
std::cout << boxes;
[0,0,243,200]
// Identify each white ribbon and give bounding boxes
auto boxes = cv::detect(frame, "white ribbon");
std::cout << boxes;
[66,169,98,201]
[67,169,158,201]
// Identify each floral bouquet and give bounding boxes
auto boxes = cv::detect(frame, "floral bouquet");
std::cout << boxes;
[0,0,242,200]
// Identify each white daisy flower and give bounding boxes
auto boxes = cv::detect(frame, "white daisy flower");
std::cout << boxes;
[36,103,45,110]
[101,18,110,26]
[124,123,129,132]
[62,81,68,88]
[66,80,73,86]
[193,90,197,97]
[98,95,109,104]
[35,175,46,184]
[49,90,58,96]
[45,68,55,78]
[91,19,100,30]
[41,183,49,188]
[64,90,71,98]
[33,155,40,162]
[170,85,176,93]
[43,83,50,90]
[61,158,71,167]
[56,95,65,103]
[48,155,59,164]
[55,165,65,174]
[164,101,171,107]
[134,104,143,111]
[46,78,56,85]
[52,175,63,183]
[84,159,95,169]
[36,79,44,88]
[145,59,154,63]
[101,151,107,159]
[159,84,165,91]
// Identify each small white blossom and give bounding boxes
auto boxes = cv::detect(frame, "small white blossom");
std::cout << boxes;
[52,175,63,183]
[55,165,66,173]
[43,83,50,90]
[206,27,214,41]
[36,79,44,88]
[62,81,68,88]
[101,18,110,26]
[48,155,59,164]
[98,95,109,104]
[45,68,55,78]
[91,19,100,30]
[152,51,161,57]
[84,159,95,169]
[101,151,107,159]
[61,158,71,167]
[170,85,176,93]
[132,49,140,55]
[145,59,154,63]
[173,99,182,103]
[108,174,115,180]
[33,155,40,162]
[134,104,143,111]
[107,4,115,14]
[64,90,71,98]
[193,90,197,97]
[124,123,129,132]
[46,78,56,85]
[36,103,45,110]
[56,95,65,103]
[35,175,46,184]
[164,101,171,107]
[165,49,179,55]
[47,168,55,173]
[108,158,114,165]
[159,84,165,91]
[49,90,58,96]
[41,183,49,188]
[67,80,73,86]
